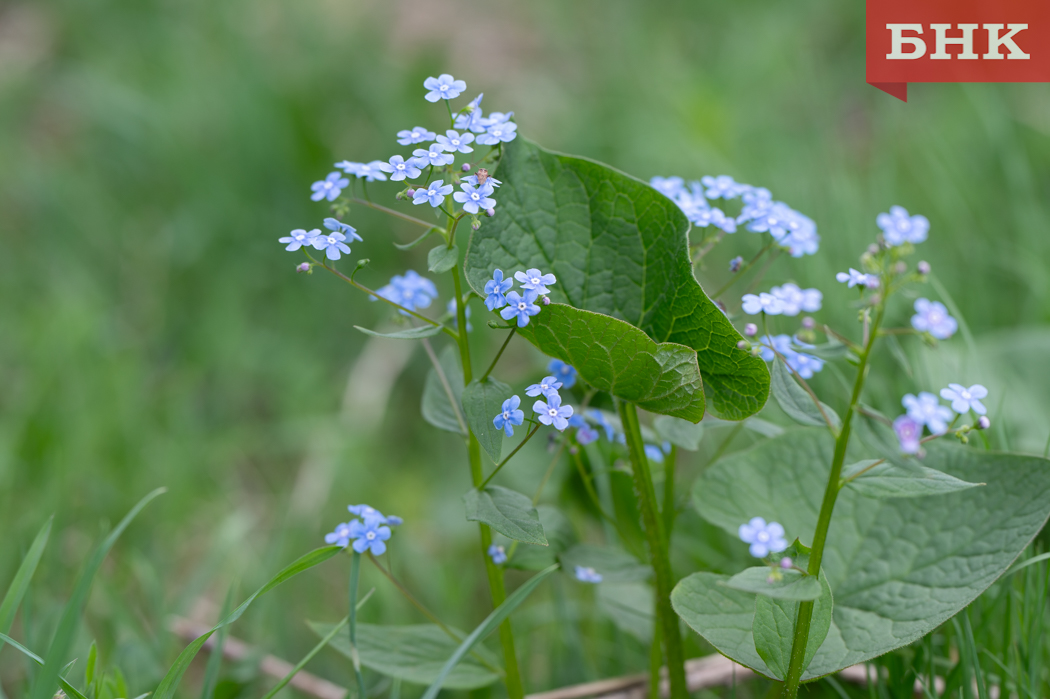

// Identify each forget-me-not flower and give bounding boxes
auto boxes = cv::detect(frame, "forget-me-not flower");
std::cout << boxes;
[279,228,319,251]
[464,174,501,189]
[940,384,988,415]
[347,504,402,526]
[893,415,922,455]
[324,217,362,242]
[375,271,438,313]
[741,292,785,315]
[493,395,525,437]
[454,94,487,133]
[770,284,822,316]
[738,186,773,223]
[488,544,508,565]
[311,172,350,202]
[574,566,602,583]
[515,269,556,295]
[702,175,749,200]
[644,444,665,463]
[454,182,496,215]
[757,335,825,378]
[312,232,351,261]
[349,514,392,555]
[788,350,825,379]
[902,392,953,434]
[549,359,577,388]
[576,425,599,445]
[397,126,436,145]
[738,517,788,558]
[413,145,455,167]
[335,161,365,177]
[476,121,517,145]
[325,522,354,548]
[526,376,563,398]
[587,409,614,441]
[340,160,388,182]
[484,269,513,310]
[650,176,686,200]
[413,180,454,207]
[836,268,879,289]
[501,290,541,327]
[877,206,929,247]
[534,393,574,431]
[378,155,422,182]
[911,298,957,340]
[436,129,475,154]
[424,74,467,102]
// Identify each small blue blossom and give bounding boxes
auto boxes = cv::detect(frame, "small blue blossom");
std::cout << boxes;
[347,504,401,525]
[454,94,487,133]
[484,269,514,310]
[587,409,614,441]
[738,186,773,223]
[911,298,957,340]
[893,415,922,455]
[650,176,686,199]
[488,544,508,565]
[464,174,502,189]
[483,111,514,126]
[493,395,525,437]
[786,350,825,379]
[780,217,820,257]
[741,293,785,315]
[436,129,475,154]
[757,335,824,378]
[349,514,392,555]
[424,74,467,102]
[574,566,603,584]
[738,517,788,558]
[325,522,354,548]
[500,290,541,327]
[324,218,363,242]
[769,284,822,316]
[940,383,988,415]
[877,206,929,247]
[533,393,574,431]
[476,121,517,146]
[397,126,436,145]
[311,172,350,202]
[312,232,351,261]
[447,298,472,331]
[644,444,665,463]
[335,161,365,177]
[374,271,439,313]
[413,144,455,167]
[902,392,953,434]
[454,182,496,214]
[548,359,577,388]
[526,376,563,398]
[836,268,880,289]
[729,256,744,272]
[378,155,422,182]
[515,269,557,295]
[279,228,319,251]
[413,179,454,207]
[340,160,389,182]
[701,175,750,200]
[576,425,599,445]
[567,414,586,429]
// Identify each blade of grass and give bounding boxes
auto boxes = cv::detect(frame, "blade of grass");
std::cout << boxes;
[0,632,91,699]
[1004,552,1050,578]
[0,517,53,641]
[30,488,166,699]
[199,584,236,699]
[960,610,990,699]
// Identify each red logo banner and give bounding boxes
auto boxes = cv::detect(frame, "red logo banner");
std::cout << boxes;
[866,0,1050,101]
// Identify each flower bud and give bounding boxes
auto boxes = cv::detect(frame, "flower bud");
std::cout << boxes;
[869,294,882,306]
[472,220,481,231]
[542,296,551,306]
[569,445,579,455]
[462,163,472,172]
[296,262,310,273]
[780,557,793,569]
[917,260,931,275]
[729,256,744,273]
[867,244,880,255]
[744,323,758,337]
[894,261,907,274]
[486,208,495,217]
[737,340,749,351]
[860,252,874,267]
[801,317,815,330]
[406,188,416,197]
[977,416,991,430]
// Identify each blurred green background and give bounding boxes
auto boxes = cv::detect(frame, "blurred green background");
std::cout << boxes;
[2,0,1049,696]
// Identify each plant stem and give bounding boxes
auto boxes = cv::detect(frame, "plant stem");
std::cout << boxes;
[618,401,688,699]
[662,446,677,544]
[349,552,367,699]
[351,198,443,232]
[480,424,540,488]
[481,328,516,381]
[780,303,886,698]
[710,241,774,299]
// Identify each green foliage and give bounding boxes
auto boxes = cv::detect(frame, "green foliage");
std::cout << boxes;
[464,138,769,420]
[653,416,705,451]
[724,567,822,601]
[509,505,577,570]
[597,582,654,643]
[421,345,466,434]
[463,486,548,545]
[427,245,459,274]
[752,571,833,680]
[462,378,513,462]
[559,544,651,583]
[0,517,51,639]
[770,357,840,431]
[842,459,981,498]
[354,325,444,340]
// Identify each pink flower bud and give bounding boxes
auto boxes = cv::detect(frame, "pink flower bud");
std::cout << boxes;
[801,317,815,330]
[977,416,991,430]
[486,208,495,217]
[744,323,758,337]
[918,260,931,275]
[462,163,472,172]
[296,262,310,273]
[737,340,749,350]
[780,557,793,569]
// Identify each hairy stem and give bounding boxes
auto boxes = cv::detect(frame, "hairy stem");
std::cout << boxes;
[618,401,688,699]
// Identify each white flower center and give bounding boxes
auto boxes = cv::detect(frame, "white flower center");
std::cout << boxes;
[327,237,337,245]
[530,277,539,284]
[471,193,480,201]
[503,411,510,419]
[518,302,526,310]
[396,163,405,171]
[548,408,558,417]
[757,531,770,542]
[960,390,971,400]
[366,531,376,540]
[440,85,448,92]
[451,139,460,145]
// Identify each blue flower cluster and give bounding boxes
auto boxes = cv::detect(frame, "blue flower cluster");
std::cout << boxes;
[836,268,880,289]
[893,383,989,453]
[877,206,929,247]
[325,503,402,556]
[494,359,580,436]
[374,270,439,313]
[741,283,823,317]
[911,298,957,339]
[758,334,825,378]
[278,218,363,261]
[738,516,788,558]
[484,268,557,328]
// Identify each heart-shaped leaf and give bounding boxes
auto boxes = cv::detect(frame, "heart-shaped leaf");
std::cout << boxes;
[428,244,459,274]
[464,138,768,420]
[723,567,822,601]
[463,486,547,545]
[462,378,513,462]
[752,570,833,680]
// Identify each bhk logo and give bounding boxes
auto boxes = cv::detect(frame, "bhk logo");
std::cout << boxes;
[867,0,1050,101]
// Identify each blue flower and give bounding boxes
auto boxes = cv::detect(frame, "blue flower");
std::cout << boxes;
[413,179,454,207]
[644,444,665,463]
[454,94,487,133]
[488,544,508,565]
[786,350,824,379]
[335,161,366,177]
[587,409,614,440]
[324,218,363,242]
[780,215,820,257]
[454,182,496,214]
[877,206,929,247]
[650,176,686,199]
[574,566,603,584]
[378,155,423,182]
[464,174,501,189]
[374,271,438,313]
[476,121,517,146]
[738,186,773,223]
[483,111,514,127]
[279,228,319,251]
[940,383,988,415]
[397,126,436,145]
[902,392,953,434]
[312,232,351,261]
[576,425,599,445]
[493,395,525,437]
[757,335,824,378]
[324,522,354,548]
[436,129,475,154]
[484,269,514,311]
[567,414,586,429]
[548,359,577,388]
[424,74,467,102]
[911,298,957,340]
[413,144,455,167]
[347,504,402,525]
[526,376,563,398]
[447,298,472,331]
[515,268,557,295]
[311,172,350,202]
[533,393,574,431]
[741,293,784,315]
[836,268,879,289]
[738,517,788,558]
[893,415,922,455]
[500,290,541,327]
[701,175,749,200]
[769,284,822,316]
[349,514,392,555]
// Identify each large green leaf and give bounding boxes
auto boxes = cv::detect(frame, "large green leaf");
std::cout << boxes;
[464,138,768,420]
[752,570,833,680]
[770,357,840,431]
[597,582,654,643]
[724,567,822,601]
[422,345,465,435]
[841,459,981,499]
[311,622,501,690]
[678,429,1050,680]
[463,486,548,545]
[462,378,513,462]
[653,415,705,451]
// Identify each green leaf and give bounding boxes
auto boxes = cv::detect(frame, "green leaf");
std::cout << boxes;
[752,570,833,680]
[311,622,500,690]
[394,226,437,251]
[653,416,705,451]
[509,505,577,570]
[153,545,342,699]
[464,138,768,420]
[770,357,840,431]
[420,565,559,699]
[795,338,850,360]
[597,582,654,643]
[680,428,1050,680]
[723,567,822,601]
[842,459,982,499]
[558,544,651,583]
[422,345,465,434]
[462,378,512,462]
[0,633,91,699]
[515,304,705,421]
[31,488,165,699]
[463,486,548,545]
[85,641,97,685]
[428,244,459,274]
[0,517,52,639]
[355,324,444,340]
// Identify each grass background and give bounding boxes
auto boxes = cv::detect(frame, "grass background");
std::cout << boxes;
[1,0,1049,696]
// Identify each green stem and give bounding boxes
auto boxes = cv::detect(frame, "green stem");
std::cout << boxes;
[480,424,540,489]
[781,303,886,698]
[349,552,367,699]
[710,240,774,298]
[662,446,677,544]
[618,401,688,699]
[481,328,516,381]
[350,198,443,232]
